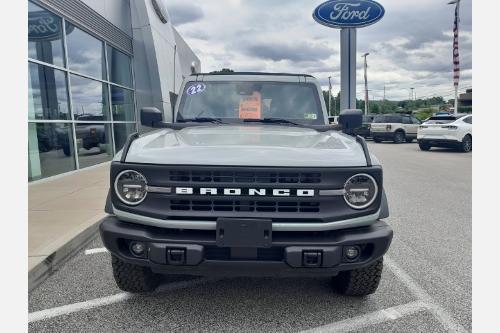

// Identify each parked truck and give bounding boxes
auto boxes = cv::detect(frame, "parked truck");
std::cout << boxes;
[100,72,393,296]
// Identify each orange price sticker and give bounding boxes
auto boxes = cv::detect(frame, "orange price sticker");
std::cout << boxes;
[239,92,262,119]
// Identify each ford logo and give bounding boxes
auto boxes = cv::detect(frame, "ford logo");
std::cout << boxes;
[313,0,385,29]
[29,10,74,42]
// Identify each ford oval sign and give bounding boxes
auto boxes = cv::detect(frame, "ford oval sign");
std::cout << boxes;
[313,0,385,29]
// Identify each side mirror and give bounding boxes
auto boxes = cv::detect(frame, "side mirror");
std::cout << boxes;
[140,107,163,127]
[339,109,363,135]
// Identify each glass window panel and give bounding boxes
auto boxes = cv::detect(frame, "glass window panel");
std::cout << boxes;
[28,123,76,181]
[28,1,65,67]
[107,46,132,87]
[75,123,113,168]
[70,75,110,121]
[110,86,135,121]
[113,123,137,152]
[28,62,70,120]
[65,23,105,79]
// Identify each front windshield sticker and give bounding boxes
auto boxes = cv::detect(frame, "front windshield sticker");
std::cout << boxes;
[304,113,317,120]
[186,83,206,95]
[239,92,262,119]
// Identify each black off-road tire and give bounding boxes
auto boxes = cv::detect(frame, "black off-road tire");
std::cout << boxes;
[405,138,413,143]
[393,131,405,144]
[418,142,431,151]
[460,135,472,153]
[62,144,71,156]
[112,255,160,293]
[333,258,383,296]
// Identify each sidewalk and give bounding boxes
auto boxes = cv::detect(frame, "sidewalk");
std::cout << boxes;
[29,163,110,289]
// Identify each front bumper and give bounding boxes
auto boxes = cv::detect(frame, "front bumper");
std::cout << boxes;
[100,216,393,277]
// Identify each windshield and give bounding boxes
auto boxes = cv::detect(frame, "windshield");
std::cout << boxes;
[373,115,401,123]
[176,81,324,125]
[425,116,457,124]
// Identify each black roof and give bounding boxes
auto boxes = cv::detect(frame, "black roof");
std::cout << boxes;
[191,72,315,78]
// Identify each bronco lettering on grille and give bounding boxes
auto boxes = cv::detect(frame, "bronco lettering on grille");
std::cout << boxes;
[174,187,315,197]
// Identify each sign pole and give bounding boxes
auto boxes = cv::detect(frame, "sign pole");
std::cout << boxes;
[340,28,357,111]
[313,0,385,113]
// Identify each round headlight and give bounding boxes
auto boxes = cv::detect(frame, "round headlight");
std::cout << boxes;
[343,173,378,209]
[114,170,148,205]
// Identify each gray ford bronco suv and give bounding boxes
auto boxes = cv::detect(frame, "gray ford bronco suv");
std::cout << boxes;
[100,72,392,296]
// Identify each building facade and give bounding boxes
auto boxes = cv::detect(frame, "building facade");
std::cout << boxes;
[28,0,200,181]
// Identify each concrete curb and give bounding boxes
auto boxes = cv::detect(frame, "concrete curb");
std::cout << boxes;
[28,221,101,292]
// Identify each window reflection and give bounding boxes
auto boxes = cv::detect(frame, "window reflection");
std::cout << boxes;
[111,86,135,121]
[107,46,132,87]
[75,123,113,168]
[70,75,110,120]
[28,123,76,181]
[66,23,105,79]
[28,62,70,120]
[28,1,65,67]
[113,123,136,152]
[27,2,137,181]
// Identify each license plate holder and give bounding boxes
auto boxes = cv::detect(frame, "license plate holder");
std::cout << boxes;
[216,218,272,248]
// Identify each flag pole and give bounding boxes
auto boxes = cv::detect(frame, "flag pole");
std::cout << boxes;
[449,0,461,115]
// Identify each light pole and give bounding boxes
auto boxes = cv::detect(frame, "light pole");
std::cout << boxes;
[448,0,461,115]
[328,76,332,116]
[361,52,369,115]
[411,87,415,101]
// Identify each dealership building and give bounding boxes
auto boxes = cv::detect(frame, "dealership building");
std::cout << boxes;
[28,0,200,181]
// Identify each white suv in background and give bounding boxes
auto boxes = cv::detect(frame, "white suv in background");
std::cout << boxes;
[370,114,421,143]
[417,114,472,152]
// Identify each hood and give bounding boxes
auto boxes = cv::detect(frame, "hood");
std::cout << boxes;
[121,125,377,167]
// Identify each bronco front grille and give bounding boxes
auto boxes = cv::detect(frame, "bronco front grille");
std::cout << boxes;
[170,200,321,213]
[168,170,321,184]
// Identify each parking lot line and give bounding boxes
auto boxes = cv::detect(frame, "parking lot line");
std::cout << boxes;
[384,257,469,333]
[84,247,108,255]
[28,277,218,323]
[300,300,428,333]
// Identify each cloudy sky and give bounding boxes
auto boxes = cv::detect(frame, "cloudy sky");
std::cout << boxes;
[167,0,472,101]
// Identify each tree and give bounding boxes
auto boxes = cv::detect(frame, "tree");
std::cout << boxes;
[210,68,234,74]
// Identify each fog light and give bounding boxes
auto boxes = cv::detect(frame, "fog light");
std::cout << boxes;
[130,242,146,257]
[344,246,360,260]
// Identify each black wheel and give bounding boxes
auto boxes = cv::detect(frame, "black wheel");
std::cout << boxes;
[419,142,431,151]
[405,138,413,143]
[112,255,160,293]
[373,137,382,143]
[62,144,71,156]
[333,258,383,296]
[460,135,472,152]
[393,131,405,144]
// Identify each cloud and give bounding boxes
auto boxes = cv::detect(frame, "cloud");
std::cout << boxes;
[169,0,472,100]
[167,3,204,26]
[241,41,337,62]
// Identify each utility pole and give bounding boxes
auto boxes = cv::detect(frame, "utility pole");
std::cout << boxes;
[449,0,461,115]
[361,52,370,115]
[328,76,332,116]
[383,85,386,101]
[410,87,415,101]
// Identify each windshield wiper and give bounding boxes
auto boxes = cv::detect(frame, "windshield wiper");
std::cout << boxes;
[177,117,224,124]
[243,117,303,126]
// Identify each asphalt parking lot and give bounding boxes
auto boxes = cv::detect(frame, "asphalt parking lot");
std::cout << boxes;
[28,142,472,333]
